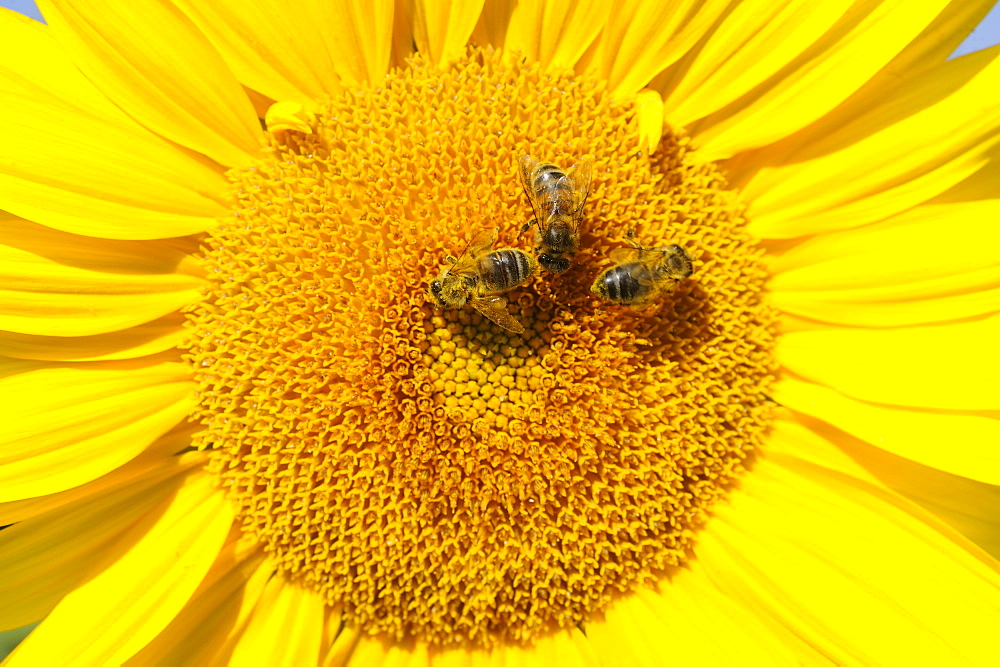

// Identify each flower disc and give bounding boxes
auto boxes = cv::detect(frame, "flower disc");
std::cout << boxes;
[183,48,776,647]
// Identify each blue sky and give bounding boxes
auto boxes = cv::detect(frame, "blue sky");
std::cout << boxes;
[3,0,1000,57]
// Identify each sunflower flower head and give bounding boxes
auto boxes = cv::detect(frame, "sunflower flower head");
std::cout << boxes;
[182,48,775,646]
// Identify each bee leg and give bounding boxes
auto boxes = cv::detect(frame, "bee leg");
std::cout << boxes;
[520,219,535,234]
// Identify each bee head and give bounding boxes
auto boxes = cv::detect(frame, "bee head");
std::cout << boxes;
[538,253,570,274]
[428,280,446,306]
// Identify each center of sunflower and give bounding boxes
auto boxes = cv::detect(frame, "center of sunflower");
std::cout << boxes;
[183,48,775,648]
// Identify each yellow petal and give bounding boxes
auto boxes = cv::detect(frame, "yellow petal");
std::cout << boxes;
[772,378,1000,485]
[662,0,855,128]
[771,285,1000,328]
[328,634,428,667]
[0,450,204,633]
[174,0,393,104]
[721,0,999,183]
[635,89,664,155]
[766,201,1000,325]
[666,0,996,137]
[0,215,203,337]
[6,469,234,666]
[0,11,228,240]
[323,625,364,667]
[689,0,953,161]
[37,0,264,168]
[776,316,1000,411]
[0,359,195,502]
[691,415,1000,664]
[930,144,1000,204]
[470,0,513,49]
[768,201,1000,289]
[502,0,611,74]
[332,0,395,86]
[0,424,199,526]
[265,101,317,134]
[125,534,271,666]
[412,0,484,68]
[391,0,415,68]
[0,312,187,362]
[793,412,1000,563]
[229,577,327,667]
[743,46,1000,238]
[324,627,596,666]
[587,581,809,665]
[586,0,727,99]
[173,1,340,104]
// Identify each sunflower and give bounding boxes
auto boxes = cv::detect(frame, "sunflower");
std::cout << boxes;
[2,0,999,664]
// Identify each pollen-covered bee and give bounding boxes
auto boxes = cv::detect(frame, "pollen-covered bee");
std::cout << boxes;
[591,238,694,308]
[518,154,593,274]
[428,228,537,334]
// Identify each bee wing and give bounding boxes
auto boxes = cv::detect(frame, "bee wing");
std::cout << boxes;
[565,159,593,219]
[518,154,545,227]
[470,295,525,334]
[468,227,499,256]
[608,245,643,266]
[451,228,498,273]
[606,247,659,288]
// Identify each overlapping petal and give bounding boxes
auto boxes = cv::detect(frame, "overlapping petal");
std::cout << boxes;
[765,200,1000,325]
[795,414,1000,561]
[661,0,855,127]
[497,0,611,74]
[776,316,999,410]
[584,0,728,99]
[0,10,228,240]
[587,583,808,665]
[5,468,234,666]
[0,359,195,502]
[37,0,264,168]
[743,46,1000,238]
[0,214,203,336]
[126,532,271,666]
[229,578,327,667]
[772,378,1000,485]
[0,313,188,361]
[173,0,393,105]
[693,416,1000,664]
[685,0,953,161]
[0,449,204,632]
[412,0,484,68]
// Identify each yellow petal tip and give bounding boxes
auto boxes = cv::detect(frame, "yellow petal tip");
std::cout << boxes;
[264,101,316,134]
[635,88,665,154]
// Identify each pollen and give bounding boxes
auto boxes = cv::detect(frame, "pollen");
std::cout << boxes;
[183,47,776,648]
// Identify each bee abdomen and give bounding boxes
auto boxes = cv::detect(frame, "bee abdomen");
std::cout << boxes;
[479,249,535,292]
[592,264,653,304]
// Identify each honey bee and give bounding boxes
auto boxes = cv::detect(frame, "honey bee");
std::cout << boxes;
[428,228,537,334]
[518,154,593,274]
[591,236,694,308]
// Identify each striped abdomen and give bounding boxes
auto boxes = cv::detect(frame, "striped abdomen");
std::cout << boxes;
[478,249,536,293]
[591,263,655,305]
[530,163,575,219]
